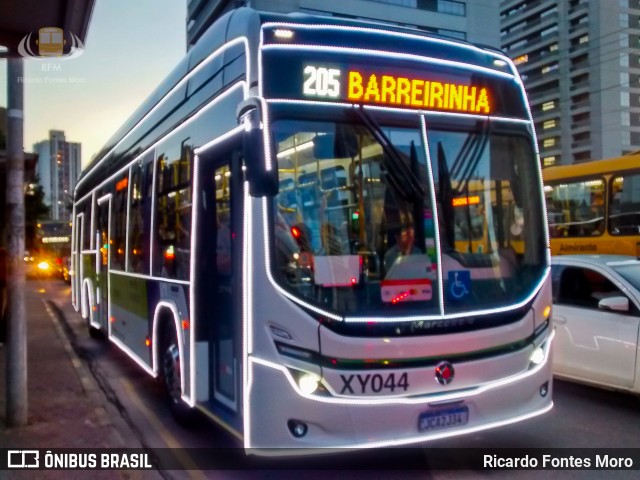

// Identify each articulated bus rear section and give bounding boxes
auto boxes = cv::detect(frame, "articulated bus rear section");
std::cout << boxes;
[72,7,553,452]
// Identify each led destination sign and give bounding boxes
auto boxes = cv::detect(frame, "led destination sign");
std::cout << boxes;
[302,64,491,113]
[347,70,490,113]
[262,52,527,118]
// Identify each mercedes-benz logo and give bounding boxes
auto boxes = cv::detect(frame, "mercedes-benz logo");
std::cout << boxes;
[435,361,454,385]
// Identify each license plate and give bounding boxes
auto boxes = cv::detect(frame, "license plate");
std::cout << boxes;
[418,406,469,432]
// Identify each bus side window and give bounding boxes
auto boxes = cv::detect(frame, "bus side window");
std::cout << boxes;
[111,174,128,271]
[609,173,640,236]
[128,160,146,274]
[154,142,193,281]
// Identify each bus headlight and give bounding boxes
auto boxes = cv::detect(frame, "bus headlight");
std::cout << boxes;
[37,261,50,271]
[529,346,545,366]
[298,373,321,395]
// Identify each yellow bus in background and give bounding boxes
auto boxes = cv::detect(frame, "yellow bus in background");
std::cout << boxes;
[450,184,525,256]
[543,154,640,256]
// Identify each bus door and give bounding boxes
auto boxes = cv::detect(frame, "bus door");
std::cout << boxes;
[96,196,111,332]
[195,134,243,411]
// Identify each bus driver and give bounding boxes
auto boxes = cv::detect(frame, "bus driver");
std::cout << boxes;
[384,223,421,272]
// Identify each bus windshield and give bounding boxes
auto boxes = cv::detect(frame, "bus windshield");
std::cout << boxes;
[271,115,545,317]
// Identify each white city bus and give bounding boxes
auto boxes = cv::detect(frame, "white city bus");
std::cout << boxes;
[71,7,554,451]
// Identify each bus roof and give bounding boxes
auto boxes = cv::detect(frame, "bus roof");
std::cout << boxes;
[542,154,640,182]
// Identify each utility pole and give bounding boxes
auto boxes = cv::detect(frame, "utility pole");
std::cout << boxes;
[6,56,27,427]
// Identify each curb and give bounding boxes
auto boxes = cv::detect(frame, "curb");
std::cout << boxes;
[43,301,157,456]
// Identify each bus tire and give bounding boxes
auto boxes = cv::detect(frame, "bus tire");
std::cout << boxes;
[85,286,104,340]
[88,322,104,340]
[161,324,195,425]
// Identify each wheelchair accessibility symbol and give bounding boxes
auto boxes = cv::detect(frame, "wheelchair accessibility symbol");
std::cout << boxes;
[448,270,471,300]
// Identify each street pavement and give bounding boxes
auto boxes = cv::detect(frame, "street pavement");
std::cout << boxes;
[0,280,161,479]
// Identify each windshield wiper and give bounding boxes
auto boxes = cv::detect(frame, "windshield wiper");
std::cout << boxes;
[452,120,490,197]
[352,106,425,202]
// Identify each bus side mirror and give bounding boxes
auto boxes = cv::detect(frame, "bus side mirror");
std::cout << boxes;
[237,99,279,197]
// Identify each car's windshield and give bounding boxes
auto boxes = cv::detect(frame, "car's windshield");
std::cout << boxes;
[271,114,546,317]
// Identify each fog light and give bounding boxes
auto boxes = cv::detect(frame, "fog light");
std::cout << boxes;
[298,373,320,395]
[539,381,549,397]
[529,346,545,365]
[288,419,308,438]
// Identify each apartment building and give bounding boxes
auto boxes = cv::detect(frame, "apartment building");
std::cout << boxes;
[33,130,81,221]
[187,0,501,49]
[501,0,640,165]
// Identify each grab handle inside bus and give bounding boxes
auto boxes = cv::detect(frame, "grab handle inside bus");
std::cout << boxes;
[237,98,279,197]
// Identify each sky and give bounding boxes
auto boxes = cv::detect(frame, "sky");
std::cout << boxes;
[0,0,187,168]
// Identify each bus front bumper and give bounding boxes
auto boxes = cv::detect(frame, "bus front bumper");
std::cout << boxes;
[245,349,553,451]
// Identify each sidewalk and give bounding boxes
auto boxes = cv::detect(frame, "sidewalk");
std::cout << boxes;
[0,282,153,479]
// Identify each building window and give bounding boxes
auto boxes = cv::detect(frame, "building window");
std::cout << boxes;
[541,25,558,36]
[370,0,415,7]
[438,0,465,16]
[508,39,527,50]
[542,63,558,74]
[543,156,556,167]
[621,72,629,86]
[506,20,526,34]
[622,130,631,145]
[620,33,628,48]
[513,54,528,65]
[579,35,588,44]
[543,120,557,129]
[573,151,591,162]
[621,91,630,107]
[620,13,628,27]
[620,53,629,67]
[543,138,556,148]
[364,0,465,15]
[438,28,466,40]
[542,101,556,111]
[550,43,559,51]
[622,112,630,126]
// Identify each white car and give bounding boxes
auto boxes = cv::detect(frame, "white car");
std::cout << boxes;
[551,254,640,394]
